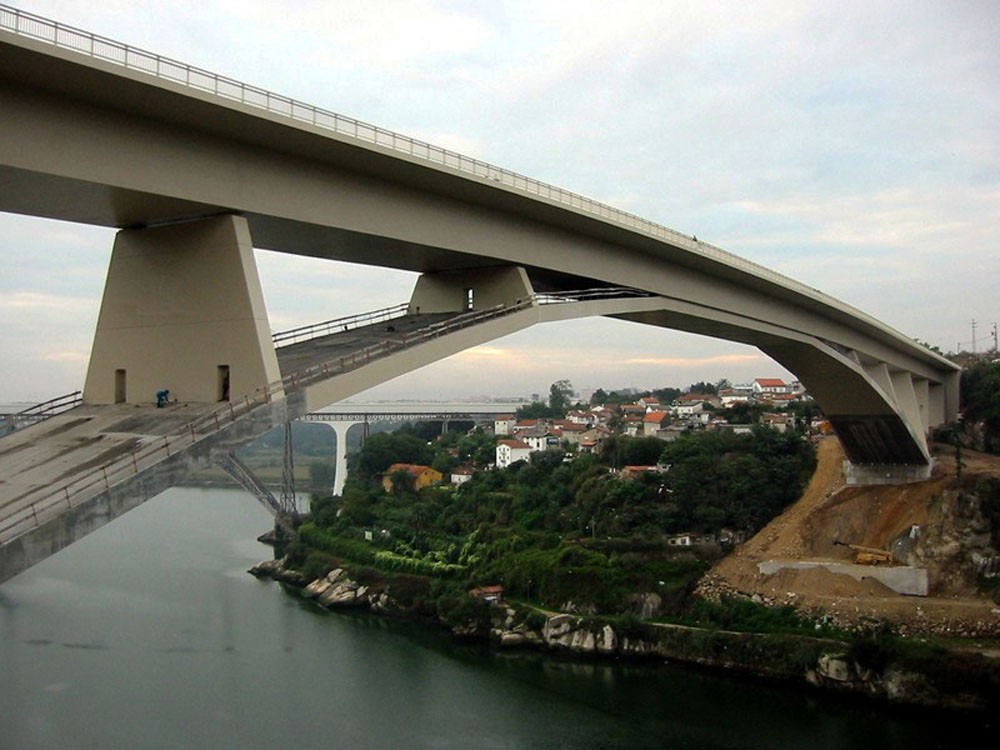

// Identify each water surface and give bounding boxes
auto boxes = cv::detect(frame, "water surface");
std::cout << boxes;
[0,487,992,749]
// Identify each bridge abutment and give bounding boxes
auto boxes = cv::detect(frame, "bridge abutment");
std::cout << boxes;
[843,461,934,486]
[83,215,281,406]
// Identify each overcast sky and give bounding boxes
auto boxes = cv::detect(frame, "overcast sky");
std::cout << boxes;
[1,1,997,403]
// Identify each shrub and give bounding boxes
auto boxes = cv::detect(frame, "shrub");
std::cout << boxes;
[437,593,491,630]
[301,551,335,582]
[846,623,899,672]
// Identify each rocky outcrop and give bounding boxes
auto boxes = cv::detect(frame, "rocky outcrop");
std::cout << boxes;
[491,611,624,656]
[536,614,617,654]
[252,560,401,613]
[628,592,663,620]
[248,556,306,585]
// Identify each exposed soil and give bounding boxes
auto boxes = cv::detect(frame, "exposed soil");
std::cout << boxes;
[699,437,1000,640]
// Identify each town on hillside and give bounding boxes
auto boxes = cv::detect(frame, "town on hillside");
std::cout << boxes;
[387,376,821,488]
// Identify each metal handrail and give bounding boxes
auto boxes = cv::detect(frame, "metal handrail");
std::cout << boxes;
[0,3,837,309]
[272,288,651,349]
[14,390,82,417]
[272,303,410,347]
[0,390,83,437]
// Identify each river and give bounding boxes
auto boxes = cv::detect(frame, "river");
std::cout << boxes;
[0,487,992,749]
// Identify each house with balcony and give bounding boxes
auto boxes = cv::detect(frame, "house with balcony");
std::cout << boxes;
[496,438,532,468]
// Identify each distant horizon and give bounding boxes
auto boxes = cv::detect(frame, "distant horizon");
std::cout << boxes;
[1,372,802,411]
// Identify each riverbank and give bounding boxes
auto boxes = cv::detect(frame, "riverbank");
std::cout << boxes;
[250,556,1000,713]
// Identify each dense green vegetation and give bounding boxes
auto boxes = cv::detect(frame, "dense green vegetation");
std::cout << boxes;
[288,423,816,620]
[960,358,1000,454]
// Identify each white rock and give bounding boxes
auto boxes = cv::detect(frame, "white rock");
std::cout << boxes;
[302,578,332,599]
[597,624,617,654]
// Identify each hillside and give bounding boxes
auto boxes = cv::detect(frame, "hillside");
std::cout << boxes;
[699,437,1000,639]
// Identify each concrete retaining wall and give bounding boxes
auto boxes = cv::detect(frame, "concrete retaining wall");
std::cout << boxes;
[758,560,929,597]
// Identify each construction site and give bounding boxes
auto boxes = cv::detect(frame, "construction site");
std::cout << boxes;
[698,437,1000,642]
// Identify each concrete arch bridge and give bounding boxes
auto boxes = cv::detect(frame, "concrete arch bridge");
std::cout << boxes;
[0,6,959,581]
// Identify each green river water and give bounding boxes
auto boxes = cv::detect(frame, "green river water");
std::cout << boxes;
[0,487,993,749]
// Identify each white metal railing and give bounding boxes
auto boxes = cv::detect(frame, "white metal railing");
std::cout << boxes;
[0,2,834,308]
[272,303,410,347]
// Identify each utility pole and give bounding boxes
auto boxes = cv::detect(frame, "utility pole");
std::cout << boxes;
[971,319,978,354]
[993,322,998,353]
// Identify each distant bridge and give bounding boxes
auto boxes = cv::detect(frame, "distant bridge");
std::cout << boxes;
[0,6,960,582]
[304,401,522,496]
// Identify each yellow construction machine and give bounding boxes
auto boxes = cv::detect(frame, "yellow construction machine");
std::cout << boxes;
[833,540,895,566]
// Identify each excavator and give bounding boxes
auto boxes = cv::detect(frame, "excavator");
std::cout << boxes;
[833,539,895,566]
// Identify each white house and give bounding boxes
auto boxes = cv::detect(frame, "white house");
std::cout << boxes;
[671,399,704,418]
[761,413,796,433]
[450,467,474,485]
[518,428,562,452]
[496,438,532,468]
[493,415,516,436]
[719,386,753,406]
[752,378,787,397]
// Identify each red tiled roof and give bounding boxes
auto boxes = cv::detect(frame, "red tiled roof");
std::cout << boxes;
[386,463,434,477]
[498,439,531,449]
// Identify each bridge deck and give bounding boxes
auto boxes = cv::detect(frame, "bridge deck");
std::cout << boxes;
[275,312,457,375]
[0,402,218,538]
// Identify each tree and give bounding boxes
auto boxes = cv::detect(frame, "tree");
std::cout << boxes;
[548,379,575,415]
[353,432,433,480]
[961,359,1000,454]
[651,386,682,404]
[687,381,718,395]
[388,467,416,495]
[723,401,766,425]
[516,401,555,420]
[621,436,667,466]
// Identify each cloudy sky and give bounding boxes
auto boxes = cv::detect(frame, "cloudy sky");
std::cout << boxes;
[1,1,997,404]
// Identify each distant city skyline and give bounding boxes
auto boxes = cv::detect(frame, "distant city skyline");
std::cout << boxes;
[1,1,996,403]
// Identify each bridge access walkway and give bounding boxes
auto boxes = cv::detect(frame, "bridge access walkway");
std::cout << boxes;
[275,311,456,376]
[0,306,501,583]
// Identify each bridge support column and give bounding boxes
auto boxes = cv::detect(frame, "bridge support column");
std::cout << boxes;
[331,421,356,496]
[408,266,534,313]
[83,215,281,405]
[307,420,358,496]
[761,339,935,481]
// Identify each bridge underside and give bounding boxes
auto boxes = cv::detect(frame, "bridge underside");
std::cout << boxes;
[71,213,951,473]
